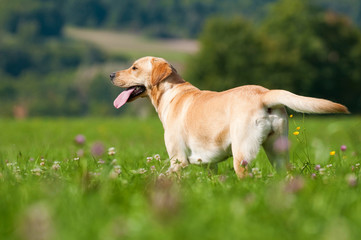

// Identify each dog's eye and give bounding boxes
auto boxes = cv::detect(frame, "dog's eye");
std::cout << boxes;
[132,66,137,70]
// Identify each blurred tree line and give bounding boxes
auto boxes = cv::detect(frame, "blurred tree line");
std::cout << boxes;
[0,0,122,117]
[186,0,361,112]
[0,0,360,117]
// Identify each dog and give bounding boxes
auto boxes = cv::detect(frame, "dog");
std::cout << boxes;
[110,56,349,178]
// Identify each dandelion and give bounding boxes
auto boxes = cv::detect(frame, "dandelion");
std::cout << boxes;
[74,134,86,145]
[340,145,347,152]
[154,154,161,161]
[51,161,60,171]
[293,131,300,136]
[315,164,321,171]
[330,151,336,156]
[296,126,301,130]
[108,147,116,156]
[290,114,293,118]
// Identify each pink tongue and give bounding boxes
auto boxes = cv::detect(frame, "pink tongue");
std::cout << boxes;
[113,88,135,109]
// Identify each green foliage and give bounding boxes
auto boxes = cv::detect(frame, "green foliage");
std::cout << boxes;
[0,0,64,38]
[186,0,361,112]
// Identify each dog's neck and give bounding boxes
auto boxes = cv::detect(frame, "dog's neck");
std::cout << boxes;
[148,74,199,122]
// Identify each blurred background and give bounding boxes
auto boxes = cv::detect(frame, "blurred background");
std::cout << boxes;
[0,0,360,118]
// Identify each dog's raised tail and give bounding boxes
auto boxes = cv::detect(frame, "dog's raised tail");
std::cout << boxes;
[262,90,349,114]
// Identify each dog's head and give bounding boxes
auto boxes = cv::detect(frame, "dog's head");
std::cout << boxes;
[110,56,179,109]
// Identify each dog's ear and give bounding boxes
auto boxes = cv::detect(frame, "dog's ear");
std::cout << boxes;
[151,58,174,86]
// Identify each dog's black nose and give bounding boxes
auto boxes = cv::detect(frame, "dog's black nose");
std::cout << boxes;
[110,72,116,81]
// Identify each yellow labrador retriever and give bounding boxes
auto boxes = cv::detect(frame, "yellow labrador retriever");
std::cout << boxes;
[110,56,348,178]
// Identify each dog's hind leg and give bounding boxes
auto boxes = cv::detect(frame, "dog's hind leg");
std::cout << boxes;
[262,108,289,173]
[231,120,267,178]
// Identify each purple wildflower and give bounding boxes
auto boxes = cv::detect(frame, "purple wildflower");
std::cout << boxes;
[340,145,347,152]
[91,142,105,157]
[315,164,321,171]
[74,134,86,145]
[273,136,291,153]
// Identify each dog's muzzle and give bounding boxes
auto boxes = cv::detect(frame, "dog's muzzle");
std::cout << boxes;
[110,72,116,82]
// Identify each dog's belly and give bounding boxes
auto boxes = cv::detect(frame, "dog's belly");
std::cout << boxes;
[187,145,232,164]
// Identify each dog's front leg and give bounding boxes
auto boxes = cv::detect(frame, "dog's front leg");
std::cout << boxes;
[164,133,189,174]
[166,157,189,174]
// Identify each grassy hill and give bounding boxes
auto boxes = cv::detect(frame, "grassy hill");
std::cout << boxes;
[65,27,199,66]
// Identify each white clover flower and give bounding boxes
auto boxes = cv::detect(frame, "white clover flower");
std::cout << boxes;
[51,161,60,171]
[31,168,42,176]
[98,159,105,164]
[154,154,161,161]
[319,168,326,175]
[108,147,116,156]
[326,164,333,168]
[73,157,80,161]
[131,168,147,174]
[40,161,45,166]
[150,165,156,172]
[113,165,122,175]
[147,157,153,163]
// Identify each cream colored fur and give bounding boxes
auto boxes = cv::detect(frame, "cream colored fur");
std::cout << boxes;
[111,57,349,178]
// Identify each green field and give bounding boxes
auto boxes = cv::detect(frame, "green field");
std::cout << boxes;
[1,116,361,240]
[65,27,198,64]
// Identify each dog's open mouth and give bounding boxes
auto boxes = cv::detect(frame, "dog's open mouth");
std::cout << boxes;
[113,85,146,109]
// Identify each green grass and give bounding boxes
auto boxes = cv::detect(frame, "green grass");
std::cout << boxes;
[1,116,361,240]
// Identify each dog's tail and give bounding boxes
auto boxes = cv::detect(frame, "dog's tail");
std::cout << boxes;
[262,90,349,114]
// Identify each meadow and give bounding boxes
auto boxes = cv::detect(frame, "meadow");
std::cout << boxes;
[1,115,361,240]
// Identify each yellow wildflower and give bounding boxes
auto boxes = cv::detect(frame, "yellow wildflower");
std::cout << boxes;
[330,151,336,156]
[293,131,300,136]
[290,114,293,118]
[296,127,300,130]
